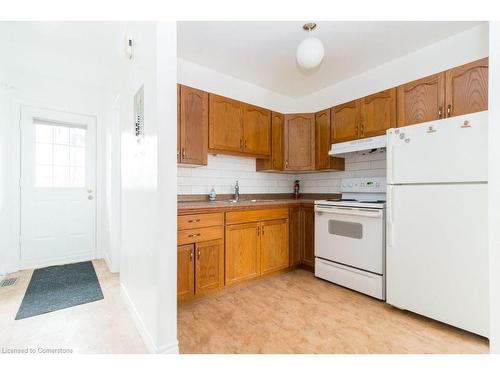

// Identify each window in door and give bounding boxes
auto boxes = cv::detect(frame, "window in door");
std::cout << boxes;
[34,120,87,188]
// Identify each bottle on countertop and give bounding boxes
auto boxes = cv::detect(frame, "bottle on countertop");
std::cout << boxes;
[208,188,217,202]
[293,180,301,199]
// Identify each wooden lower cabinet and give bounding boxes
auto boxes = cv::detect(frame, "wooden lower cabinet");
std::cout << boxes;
[289,207,302,267]
[301,206,315,267]
[288,205,316,269]
[225,222,261,286]
[195,239,224,294]
[177,244,195,300]
[177,238,224,301]
[261,219,289,275]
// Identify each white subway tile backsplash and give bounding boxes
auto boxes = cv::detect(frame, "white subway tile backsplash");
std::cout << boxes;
[178,152,386,195]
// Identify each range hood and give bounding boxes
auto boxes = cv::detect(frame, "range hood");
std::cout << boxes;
[329,135,387,156]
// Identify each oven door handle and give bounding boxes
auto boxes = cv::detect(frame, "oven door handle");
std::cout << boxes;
[315,207,382,218]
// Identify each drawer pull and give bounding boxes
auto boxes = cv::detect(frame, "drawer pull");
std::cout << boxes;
[188,233,201,238]
[188,219,201,223]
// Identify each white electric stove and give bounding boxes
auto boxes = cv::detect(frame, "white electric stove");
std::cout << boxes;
[314,177,386,300]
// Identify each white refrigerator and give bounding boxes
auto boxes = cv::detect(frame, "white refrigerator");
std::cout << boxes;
[386,110,489,337]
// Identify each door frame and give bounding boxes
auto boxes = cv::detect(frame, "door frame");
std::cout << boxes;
[17,104,99,271]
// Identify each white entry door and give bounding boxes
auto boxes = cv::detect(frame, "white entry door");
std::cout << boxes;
[20,106,97,268]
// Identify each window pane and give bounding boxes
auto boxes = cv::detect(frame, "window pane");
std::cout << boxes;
[53,126,69,145]
[35,143,53,165]
[53,166,70,187]
[35,124,53,143]
[69,166,85,187]
[36,165,53,187]
[70,128,86,147]
[70,147,85,167]
[53,145,70,166]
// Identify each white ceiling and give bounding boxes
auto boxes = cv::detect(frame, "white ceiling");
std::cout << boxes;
[178,21,484,98]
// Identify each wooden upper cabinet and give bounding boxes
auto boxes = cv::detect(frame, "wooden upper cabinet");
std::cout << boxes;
[209,94,243,153]
[242,104,271,156]
[195,239,224,294]
[397,72,445,127]
[261,219,289,275]
[178,85,208,165]
[315,109,331,170]
[446,57,488,117]
[256,112,284,171]
[225,222,261,286]
[177,244,195,300]
[284,113,315,171]
[177,85,181,163]
[359,88,396,137]
[332,100,360,143]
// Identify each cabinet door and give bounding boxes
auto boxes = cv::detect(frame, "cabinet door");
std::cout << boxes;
[179,85,208,165]
[225,222,261,285]
[243,104,271,156]
[332,100,360,143]
[289,207,302,267]
[301,206,315,267]
[177,244,195,300]
[256,112,284,171]
[445,57,488,117]
[397,72,445,127]
[315,109,331,170]
[195,239,224,294]
[261,219,289,275]
[209,94,243,153]
[284,113,315,171]
[360,88,396,138]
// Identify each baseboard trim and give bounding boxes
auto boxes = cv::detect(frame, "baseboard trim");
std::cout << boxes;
[120,283,179,354]
[103,252,119,273]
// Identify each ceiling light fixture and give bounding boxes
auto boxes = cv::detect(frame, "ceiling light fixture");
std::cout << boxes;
[296,22,324,70]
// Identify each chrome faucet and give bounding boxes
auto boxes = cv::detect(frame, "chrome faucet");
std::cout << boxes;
[234,180,240,202]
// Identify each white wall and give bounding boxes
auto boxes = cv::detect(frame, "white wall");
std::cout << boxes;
[297,23,489,113]
[0,59,110,275]
[178,58,295,113]
[488,22,500,354]
[118,21,178,354]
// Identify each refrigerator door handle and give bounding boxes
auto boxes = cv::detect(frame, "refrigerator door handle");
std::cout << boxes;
[387,185,395,247]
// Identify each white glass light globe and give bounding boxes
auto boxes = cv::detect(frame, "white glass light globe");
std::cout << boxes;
[296,36,324,69]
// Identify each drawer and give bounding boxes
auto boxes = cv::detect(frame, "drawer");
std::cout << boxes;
[226,208,289,225]
[178,212,224,230]
[178,226,224,246]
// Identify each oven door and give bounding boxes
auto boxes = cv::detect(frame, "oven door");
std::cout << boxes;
[314,205,384,274]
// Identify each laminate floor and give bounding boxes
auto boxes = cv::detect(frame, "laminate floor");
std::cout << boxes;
[0,260,147,354]
[178,269,489,354]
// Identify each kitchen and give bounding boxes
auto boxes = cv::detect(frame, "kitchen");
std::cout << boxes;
[176,21,489,353]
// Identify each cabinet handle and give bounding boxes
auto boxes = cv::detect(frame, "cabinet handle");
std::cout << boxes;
[257,226,260,236]
[197,249,200,260]
[262,226,265,235]
[447,105,452,117]
[438,107,443,119]
[360,122,364,136]
[240,139,243,150]
[187,219,201,223]
[244,139,247,150]
[285,160,289,168]
[188,233,200,238]
[356,123,360,137]
[182,148,186,158]
[189,250,193,262]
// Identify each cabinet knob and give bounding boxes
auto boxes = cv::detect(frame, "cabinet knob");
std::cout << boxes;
[438,107,443,119]
[189,250,193,262]
[447,105,452,117]
[197,249,201,260]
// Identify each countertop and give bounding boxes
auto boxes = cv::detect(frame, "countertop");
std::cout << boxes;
[177,193,341,215]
